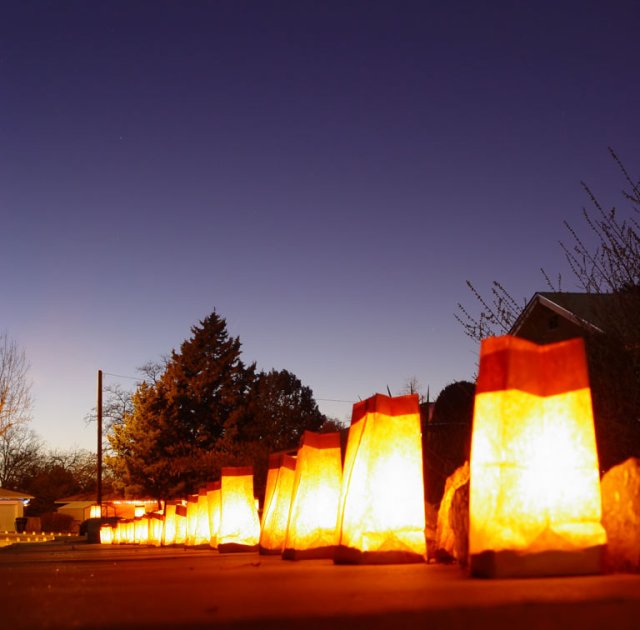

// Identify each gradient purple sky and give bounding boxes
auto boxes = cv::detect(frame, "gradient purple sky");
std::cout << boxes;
[2,1,639,451]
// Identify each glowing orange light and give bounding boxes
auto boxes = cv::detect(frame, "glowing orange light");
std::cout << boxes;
[174,504,188,545]
[469,336,607,577]
[218,466,261,552]
[120,519,135,544]
[185,495,199,546]
[195,488,211,546]
[206,481,221,549]
[259,453,297,555]
[283,431,342,560]
[148,513,164,546]
[336,393,426,564]
[99,525,114,544]
[134,516,149,544]
[90,505,101,519]
[162,503,178,546]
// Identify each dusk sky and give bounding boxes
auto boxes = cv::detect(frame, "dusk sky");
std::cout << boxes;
[2,1,639,452]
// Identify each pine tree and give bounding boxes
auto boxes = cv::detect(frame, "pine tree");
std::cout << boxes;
[108,312,254,498]
[107,311,328,500]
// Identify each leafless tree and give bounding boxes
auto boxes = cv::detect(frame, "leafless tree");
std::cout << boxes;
[455,149,640,469]
[456,148,639,341]
[400,376,427,403]
[0,422,42,488]
[0,333,32,438]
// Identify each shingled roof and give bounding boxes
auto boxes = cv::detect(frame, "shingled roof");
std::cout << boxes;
[509,291,621,336]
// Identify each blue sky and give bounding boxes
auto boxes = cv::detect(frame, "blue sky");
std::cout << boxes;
[1,1,639,450]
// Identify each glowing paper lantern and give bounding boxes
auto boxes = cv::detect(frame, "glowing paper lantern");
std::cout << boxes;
[206,481,221,549]
[99,525,114,544]
[335,393,426,564]
[134,516,149,545]
[115,520,127,544]
[469,335,607,577]
[218,466,261,552]
[259,453,297,555]
[113,522,122,544]
[162,503,178,546]
[195,488,211,546]
[122,519,135,544]
[174,504,188,545]
[283,431,343,560]
[148,513,164,547]
[185,495,199,546]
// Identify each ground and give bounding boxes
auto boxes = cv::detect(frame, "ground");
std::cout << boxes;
[1,540,639,629]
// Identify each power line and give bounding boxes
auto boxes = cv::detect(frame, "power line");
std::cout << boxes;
[103,373,355,403]
[102,371,143,381]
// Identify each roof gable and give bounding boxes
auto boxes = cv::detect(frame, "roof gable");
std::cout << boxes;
[510,292,618,337]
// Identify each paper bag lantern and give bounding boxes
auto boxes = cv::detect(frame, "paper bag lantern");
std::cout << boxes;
[148,513,164,547]
[162,503,178,546]
[218,466,261,552]
[113,520,123,544]
[336,393,427,564]
[134,516,150,545]
[260,453,297,554]
[206,481,221,549]
[185,495,199,546]
[196,488,211,546]
[100,525,114,544]
[469,335,607,578]
[283,431,343,560]
[174,503,188,545]
[125,518,136,545]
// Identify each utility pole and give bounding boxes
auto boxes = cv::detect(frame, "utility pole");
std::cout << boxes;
[97,369,103,513]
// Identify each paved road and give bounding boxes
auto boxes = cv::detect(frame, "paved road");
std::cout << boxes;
[1,541,640,629]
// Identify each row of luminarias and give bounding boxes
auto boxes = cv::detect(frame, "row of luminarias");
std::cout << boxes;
[101,336,608,577]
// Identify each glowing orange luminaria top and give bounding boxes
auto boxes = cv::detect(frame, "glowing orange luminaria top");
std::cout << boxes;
[260,453,297,554]
[283,431,343,560]
[469,335,606,577]
[336,393,426,564]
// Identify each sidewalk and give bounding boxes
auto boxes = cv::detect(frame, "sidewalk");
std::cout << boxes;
[1,542,639,629]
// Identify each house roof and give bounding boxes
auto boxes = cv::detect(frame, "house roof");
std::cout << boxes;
[509,291,620,336]
[56,501,95,510]
[55,493,158,504]
[0,487,34,500]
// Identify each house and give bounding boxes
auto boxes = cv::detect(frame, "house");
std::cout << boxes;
[508,291,619,344]
[55,494,162,530]
[55,499,96,529]
[0,487,34,531]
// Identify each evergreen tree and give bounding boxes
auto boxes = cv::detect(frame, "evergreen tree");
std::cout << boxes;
[162,311,254,451]
[108,312,254,499]
[107,311,330,500]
